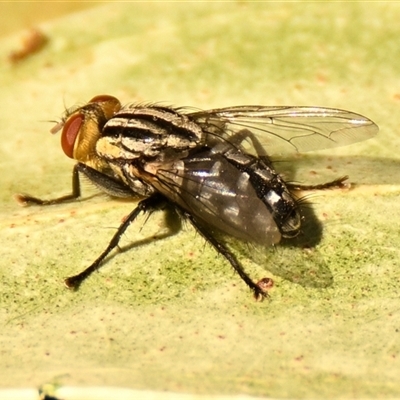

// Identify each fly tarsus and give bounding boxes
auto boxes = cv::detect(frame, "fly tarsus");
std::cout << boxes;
[287,175,350,191]
[254,277,274,301]
[16,163,82,206]
[64,269,94,290]
[15,192,79,206]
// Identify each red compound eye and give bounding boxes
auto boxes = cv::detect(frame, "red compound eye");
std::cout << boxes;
[61,113,83,158]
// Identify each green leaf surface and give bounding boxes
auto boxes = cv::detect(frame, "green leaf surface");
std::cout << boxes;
[1,2,400,399]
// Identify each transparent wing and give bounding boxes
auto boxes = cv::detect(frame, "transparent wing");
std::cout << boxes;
[150,152,333,288]
[189,106,378,156]
[143,149,281,247]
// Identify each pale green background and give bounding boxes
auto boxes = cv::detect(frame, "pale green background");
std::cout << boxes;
[1,2,400,399]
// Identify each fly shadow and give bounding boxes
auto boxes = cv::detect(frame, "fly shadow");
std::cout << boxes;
[57,154,399,292]
[245,153,400,289]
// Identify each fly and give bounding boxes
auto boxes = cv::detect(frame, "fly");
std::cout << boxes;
[17,95,378,300]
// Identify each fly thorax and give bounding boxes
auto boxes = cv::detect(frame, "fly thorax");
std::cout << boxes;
[120,164,156,197]
[100,105,205,159]
[96,135,141,160]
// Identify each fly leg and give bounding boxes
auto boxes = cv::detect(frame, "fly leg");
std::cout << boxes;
[224,128,270,157]
[16,163,83,205]
[16,162,135,206]
[224,130,350,191]
[64,194,166,289]
[184,212,268,300]
[287,175,349,191]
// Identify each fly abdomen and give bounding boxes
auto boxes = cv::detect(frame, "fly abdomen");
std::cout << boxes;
[221,148,301,239]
